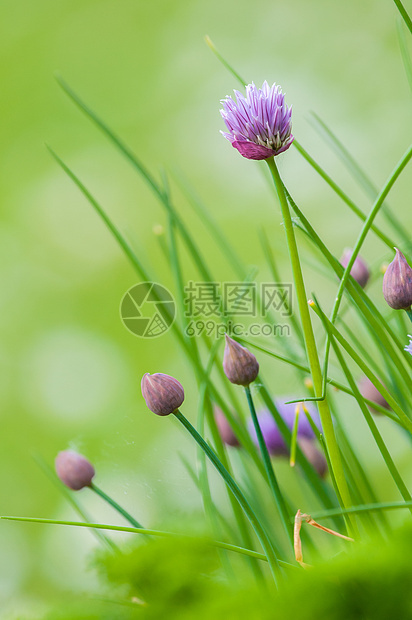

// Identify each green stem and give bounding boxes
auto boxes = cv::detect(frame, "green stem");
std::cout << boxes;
[393,0,412,34]
[328,327,412,514]
[244,386,293,548]
[90,483,146,532]
[313,500,412,520]
[406,309,412,324]
[0,516,296,569]
[321,144,412,397]
[266,157,355,536]
[173,410,282,584]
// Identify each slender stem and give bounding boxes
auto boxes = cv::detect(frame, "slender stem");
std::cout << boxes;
[406,309,412,324]
[313,500,412,520]
[244,386,293,547]
[327,327,412,513]
[393,0,412,34]
[0,516,297,569]
[90,483,146,531]
[309,300,412,433]
[321,144,412,396]
[266,157,355,536]
[173,410,282,584]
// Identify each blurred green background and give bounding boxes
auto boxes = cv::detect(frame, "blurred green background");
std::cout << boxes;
[0,0,411,616]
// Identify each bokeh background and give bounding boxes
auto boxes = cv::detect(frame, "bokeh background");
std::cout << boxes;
[1,0,411,616]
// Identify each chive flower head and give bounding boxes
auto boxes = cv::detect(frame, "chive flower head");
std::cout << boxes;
[141,373,184,416]
[220,81,294,160]
[223,335,259,386]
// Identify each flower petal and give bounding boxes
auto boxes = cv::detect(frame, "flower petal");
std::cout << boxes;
[231,140,274,160]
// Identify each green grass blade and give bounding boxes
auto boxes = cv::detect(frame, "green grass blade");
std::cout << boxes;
[397,17,412,92]
[392,0,412,35]
[0,516,296,568]
[309,113,410,246]
[293,141,396,249]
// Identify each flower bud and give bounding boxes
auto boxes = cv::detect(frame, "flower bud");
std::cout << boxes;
[382,248,412,310]
[223,335,259,386]
[340,248,370,289]
[298,438,328,478]
[55,450,95,490]
[141,373,184,416]
[214,407,240,447]
[359,377,390,414]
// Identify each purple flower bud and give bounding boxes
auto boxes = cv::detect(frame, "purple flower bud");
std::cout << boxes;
[359,377,390,414]
[141,373,184,416]
[247,400,321,456]
[220,81,294,160]
[214,407,240,447]
[382,248,412,310]
[55,450,95,490]
[223,335,259,386]
[340,248,370,289]
[298,438,328,478]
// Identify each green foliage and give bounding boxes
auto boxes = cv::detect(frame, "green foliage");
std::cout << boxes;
[97,538,222,612]
[44,525,412,619]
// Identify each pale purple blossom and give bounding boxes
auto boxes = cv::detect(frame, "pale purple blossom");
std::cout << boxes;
[247,399,321,456]
[220,81,294,160]
[405,335,412,356]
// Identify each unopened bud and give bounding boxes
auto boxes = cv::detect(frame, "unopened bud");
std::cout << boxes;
[223,335,259,386]
[298,438,328,478]
[359,376,390,414]
[141,373,184,416]
[55,450,95,490]
[382,248,412,310]
[214,407,240,447]
[340,248,370,289]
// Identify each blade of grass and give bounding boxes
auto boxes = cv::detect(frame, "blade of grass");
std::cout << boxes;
[0,516,296,568]
[393,0,412,35]
[308,300,412,433]
[309,112,411,247]
[312,298,412,514]
[320,143,412,408]
[397,17,412,93]
[173,410,283,583]
[244,385,293,549]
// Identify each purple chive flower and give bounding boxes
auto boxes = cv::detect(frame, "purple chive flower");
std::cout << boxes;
[220,81,294,160]
[405,336,412,356]
[247,399,321,456]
